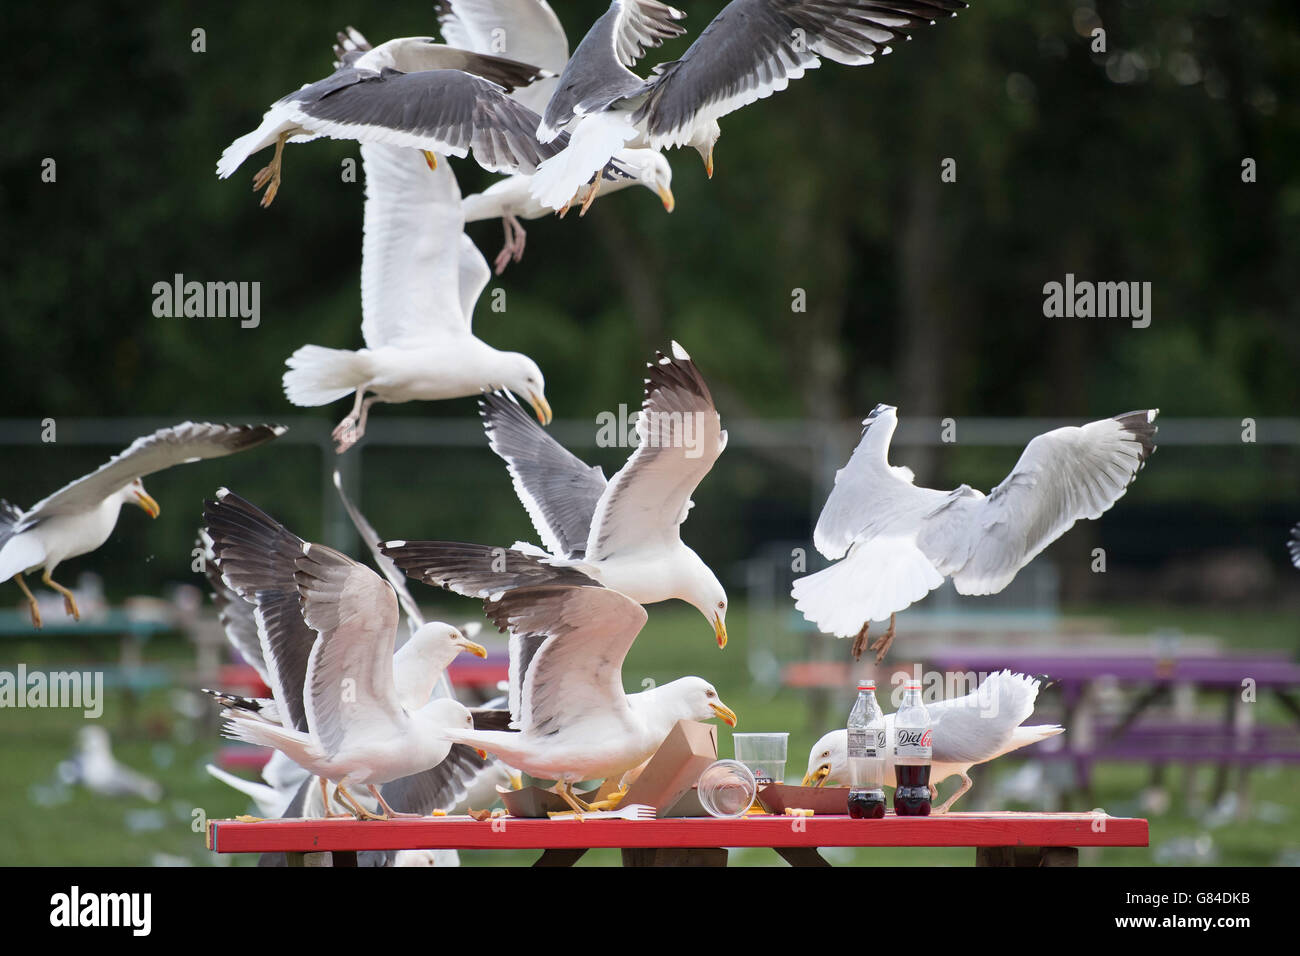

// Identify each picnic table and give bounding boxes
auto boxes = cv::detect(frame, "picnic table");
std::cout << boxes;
[207,811,1148,867]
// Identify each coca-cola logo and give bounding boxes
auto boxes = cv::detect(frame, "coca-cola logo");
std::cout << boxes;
[897,729,932,747]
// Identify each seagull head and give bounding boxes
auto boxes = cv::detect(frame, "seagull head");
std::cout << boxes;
[124,479,160,519]
[407,622,489,673]
[628,149,675,212]
[801,729,847,788]
[499,354,552,426]
[417,698,487,758]
[654,677,737,727]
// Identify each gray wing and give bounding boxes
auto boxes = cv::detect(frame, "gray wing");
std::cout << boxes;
[279,67,566,175]
[481,584,647,734]
[380,541,601,599]
[480,390,607,558]
[918,411,1159,595]
[539,0,686,138]
[332,470,424,632]
[928,671,1042,765]
[23,423,285,528]
[636,0,964,149]
[585,342,727,561]
[378,744,494,814]
[203,490,316,734]
[436,0,570,114]
[198,530,270,686]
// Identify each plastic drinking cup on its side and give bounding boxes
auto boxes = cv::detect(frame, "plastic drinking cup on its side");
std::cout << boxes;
[696,760,757,818]
[732,732,789,786]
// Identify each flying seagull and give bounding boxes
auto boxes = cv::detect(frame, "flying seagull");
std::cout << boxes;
[282,142,552,453]
[529,0,967,210]
[792,406,1158,662]
[383,341,730,647]
[418,573,736,814]
[0,422,284,628]
[801,671,1062,813]
[432,0,677,270]
[217,29,560,206]
[203,489,483,820]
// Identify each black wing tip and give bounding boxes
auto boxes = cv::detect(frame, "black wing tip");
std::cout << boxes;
[642,340,713,409]
[1112,409,1158,462]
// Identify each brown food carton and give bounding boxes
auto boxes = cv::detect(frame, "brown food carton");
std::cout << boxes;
[757,783,853,815]
[499,784,601,818]
[620,719,719,817]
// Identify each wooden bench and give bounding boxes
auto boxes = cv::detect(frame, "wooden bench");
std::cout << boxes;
[207,811,1148,867]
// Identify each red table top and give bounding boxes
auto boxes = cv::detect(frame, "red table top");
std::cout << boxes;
[207,811,1148,854]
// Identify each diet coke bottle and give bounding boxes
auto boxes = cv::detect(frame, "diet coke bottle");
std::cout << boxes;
[846,680,887,819]
[893,680,932,816]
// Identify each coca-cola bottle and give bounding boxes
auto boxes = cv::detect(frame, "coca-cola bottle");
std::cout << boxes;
[846,679,887,819]
[893,680,932,816]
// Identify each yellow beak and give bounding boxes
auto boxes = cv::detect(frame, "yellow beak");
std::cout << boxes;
[657,184,675,213]
[508,771,524,791]
[713,613,727,649]
[705,148,714,179]
[135,492,161,519]
[529,392,553,426]
[422,150,438,171]
[455,638,489,659]
[709,701,737,727]
[475,748,488,760]
[799,765,831,788]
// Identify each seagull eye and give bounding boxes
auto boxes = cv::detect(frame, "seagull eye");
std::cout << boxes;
[717,601,725,610]
[706,689,715,698]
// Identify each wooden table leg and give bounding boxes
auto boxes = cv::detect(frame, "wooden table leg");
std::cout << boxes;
[621,847,728,867]
[975,846,1078,867]
[333,850,358,867]
[774,847,830,867]
[534,848,589,867]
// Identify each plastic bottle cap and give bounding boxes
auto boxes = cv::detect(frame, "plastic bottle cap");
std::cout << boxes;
[857,680,875,690]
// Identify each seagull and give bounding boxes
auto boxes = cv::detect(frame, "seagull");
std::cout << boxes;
[282,142,552,454]
[217,27,562,206]
[528,0,967,210]
[792,406,1158,662]
[430,575,737,814]
[0,422,284,628]
[59,727,163,803]
[382,341,730,647]
[203,489,485,821]
[801,671,1063,812]
[432,0,677,270]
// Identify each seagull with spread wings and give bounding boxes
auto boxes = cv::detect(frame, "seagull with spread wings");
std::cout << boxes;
[282,142,552,454]
[528,0,967,210]
[428,0,677,271]
[792,406,1158,662]
[383,341,730,647]
[203,489,488,821]
[396,572,736,814]
[217,25,561,206]
[0,422,284,628]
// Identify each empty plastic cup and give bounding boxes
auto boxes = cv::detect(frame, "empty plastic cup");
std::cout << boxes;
[697,760,757,818]
[733,732,789,785]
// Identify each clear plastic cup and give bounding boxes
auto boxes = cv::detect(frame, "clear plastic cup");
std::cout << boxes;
[696,760,757,818]
[733,732,789,786]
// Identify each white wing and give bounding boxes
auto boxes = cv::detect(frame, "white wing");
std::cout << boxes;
[482,584,647,734]
[458,233,491,325]
[297,543,406,757]
[585,342,726,561]
[359,144,467,348]
[22,423,285,527]
[927,671,1042,766]
[436,0,570,113]
[918,410,1159,595]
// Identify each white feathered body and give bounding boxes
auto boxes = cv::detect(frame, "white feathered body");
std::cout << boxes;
[0,493,128,582]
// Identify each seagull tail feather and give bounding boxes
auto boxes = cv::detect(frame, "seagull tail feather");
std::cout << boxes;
[282,345,369,407]
[791,536,943,638]
[528,113,637,211]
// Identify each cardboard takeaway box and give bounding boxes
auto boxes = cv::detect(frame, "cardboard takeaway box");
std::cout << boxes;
[757,784,852,815]
[618,719,719,818]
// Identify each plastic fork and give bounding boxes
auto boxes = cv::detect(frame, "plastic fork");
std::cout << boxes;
[546,804,657,821]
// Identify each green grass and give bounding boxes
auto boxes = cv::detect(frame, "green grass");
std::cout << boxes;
[0,601,1295,866]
